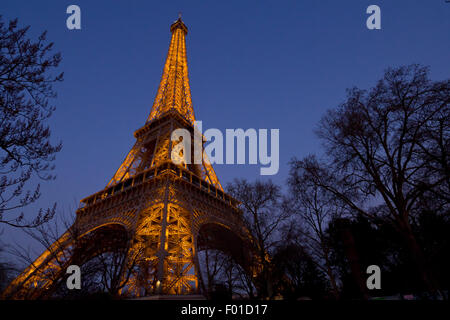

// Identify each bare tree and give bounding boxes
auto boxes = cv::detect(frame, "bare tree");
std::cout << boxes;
[271,240,327,299]
[78,240,143,299]
[232,259,257,299]
[291,65,449,293]
[0,235,16,292]
[198,249,240,299]
[227,179,288,298]
[6,210,81,299]
[286,159,344,299]
[199,248,227,296]
[0,16,63,228]
[199,248,256,299]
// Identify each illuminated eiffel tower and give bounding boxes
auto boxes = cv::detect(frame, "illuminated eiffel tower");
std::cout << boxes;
[3,17,254,299]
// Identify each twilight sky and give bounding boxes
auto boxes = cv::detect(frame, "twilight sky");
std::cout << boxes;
[0,0,449,261]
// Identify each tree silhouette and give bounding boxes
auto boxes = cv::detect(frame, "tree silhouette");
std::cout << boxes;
[291,65,449,295]
[0,16,63,228]
[286,160,344,299]
[227,179,288,298]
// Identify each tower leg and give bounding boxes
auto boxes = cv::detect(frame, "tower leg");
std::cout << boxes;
[156,180,170,293]
[192,236,205,295]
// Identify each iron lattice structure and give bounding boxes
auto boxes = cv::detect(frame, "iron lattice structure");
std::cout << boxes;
[3,18,256,299]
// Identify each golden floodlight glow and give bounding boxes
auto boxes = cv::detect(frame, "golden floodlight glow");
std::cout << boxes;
[2,17,257,300]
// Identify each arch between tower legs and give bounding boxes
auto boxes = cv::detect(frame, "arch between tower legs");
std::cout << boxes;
[127,175,257,297]
[159,178,256,295]
[2,175,257,299]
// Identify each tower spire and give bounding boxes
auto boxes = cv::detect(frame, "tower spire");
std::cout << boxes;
[105,18,223,191]
[147,17,194,124]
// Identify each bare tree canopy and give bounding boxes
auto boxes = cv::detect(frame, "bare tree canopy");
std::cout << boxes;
[286,157,347,299]
[291,64,449,294]
[0,16,63,228]
[227,179,285,258]
[227,178,288,298]
[317,65,449,216]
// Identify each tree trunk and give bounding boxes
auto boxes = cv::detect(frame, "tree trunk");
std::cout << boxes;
[396,217,440,296]
[323,248,340,300]
[341,227,369,300]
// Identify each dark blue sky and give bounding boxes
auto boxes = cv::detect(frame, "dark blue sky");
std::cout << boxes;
[1,1,449,258]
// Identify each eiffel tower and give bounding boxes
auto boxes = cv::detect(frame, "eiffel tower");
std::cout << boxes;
[3,17,255,299]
